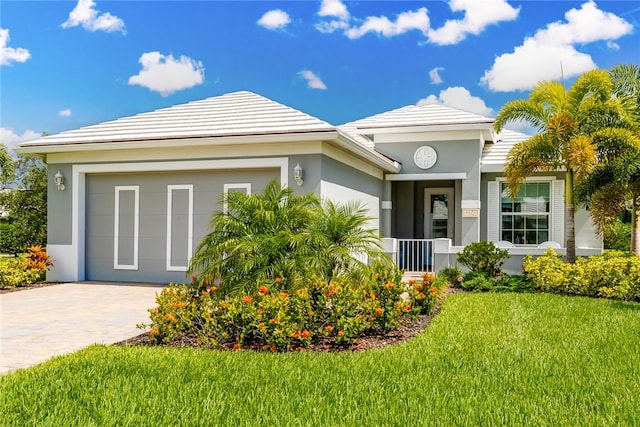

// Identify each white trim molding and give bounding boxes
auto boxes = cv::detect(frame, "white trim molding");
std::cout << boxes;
[114,185,139,270]
[166,185,194,272]
[223,183,252,214]
[385,172,468,181]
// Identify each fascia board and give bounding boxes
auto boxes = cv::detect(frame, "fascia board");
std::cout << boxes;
[15,130,340,155]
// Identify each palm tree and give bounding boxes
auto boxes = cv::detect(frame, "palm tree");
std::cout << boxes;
[308,200,390,284]
[188,180,319,295]
[494,69,618,263]
[188,180,391,295]
[578,65,640,254]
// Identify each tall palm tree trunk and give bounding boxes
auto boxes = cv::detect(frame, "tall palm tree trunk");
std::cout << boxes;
[632,196,640,255]
[565,170,577,263]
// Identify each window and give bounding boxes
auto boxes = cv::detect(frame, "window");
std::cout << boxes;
[500,182,549,245]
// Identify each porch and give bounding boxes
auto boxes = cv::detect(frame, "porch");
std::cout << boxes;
[383,238,603,275]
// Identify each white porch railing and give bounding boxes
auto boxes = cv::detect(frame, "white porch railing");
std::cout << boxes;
[396,239,435,273]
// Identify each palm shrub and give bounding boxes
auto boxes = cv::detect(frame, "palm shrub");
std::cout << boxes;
[188,180,391,296]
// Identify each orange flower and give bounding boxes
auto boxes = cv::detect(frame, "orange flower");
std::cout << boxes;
[308,311,315,317]
[429,287,439,296]
[337,330,345,337]
[220,303,228,309]
[278,292,289,299]
[209,286,217,292]
[275,277,282,283]
[191,275,197,283]
[404,305,412,312]
[408,279,416,285]
[292,330,301,338]
[164,314,176,322]
[259,322,266,329]
[302,330,311,338]
[325,325,334,332]
[418,292,426,300]
[233,343,240,350]
[271,345,277,352]
[374,273,382,280]
[258,285,269,295]
[384,282,394,290]
[241,296,253,304]
[374,307,384,316]
[149,328,159,335]
[202,291,210,298]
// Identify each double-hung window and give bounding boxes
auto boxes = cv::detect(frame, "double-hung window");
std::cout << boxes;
[500,182,550,245]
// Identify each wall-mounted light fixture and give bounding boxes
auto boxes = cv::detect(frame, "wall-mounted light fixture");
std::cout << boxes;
[294,163,304,186]
[54,171,65,191]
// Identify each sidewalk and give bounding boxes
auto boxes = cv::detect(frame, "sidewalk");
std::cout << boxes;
[0,282,162,374]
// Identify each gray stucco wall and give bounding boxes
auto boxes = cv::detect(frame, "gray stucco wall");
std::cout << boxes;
[48,165,73,245]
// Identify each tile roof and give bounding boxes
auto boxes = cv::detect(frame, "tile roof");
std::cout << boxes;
[21,91,335,147]
[481,129,531,169]
[341,103,494,131]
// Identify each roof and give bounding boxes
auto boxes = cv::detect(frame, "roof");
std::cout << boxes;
[20,91,335,148]
[341,103,494,132]
[481,129,531,172]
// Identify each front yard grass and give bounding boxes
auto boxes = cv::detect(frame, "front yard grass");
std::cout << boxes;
[2,292,639,426]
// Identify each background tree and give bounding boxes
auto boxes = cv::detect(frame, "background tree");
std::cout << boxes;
[0,144,14,184]
[494,69,620,263]
[0,154,47,255]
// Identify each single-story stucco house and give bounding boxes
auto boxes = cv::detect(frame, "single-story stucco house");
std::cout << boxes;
[17,91,602,283]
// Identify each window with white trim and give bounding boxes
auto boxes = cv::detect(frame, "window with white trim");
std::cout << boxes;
[500,182,550,245]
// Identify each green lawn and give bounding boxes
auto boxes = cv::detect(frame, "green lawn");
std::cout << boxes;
[2,293,639,426]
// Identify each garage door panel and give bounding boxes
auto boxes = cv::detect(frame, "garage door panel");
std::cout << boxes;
[85,168,279,283]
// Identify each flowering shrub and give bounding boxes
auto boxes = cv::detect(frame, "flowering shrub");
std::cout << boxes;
[523,249,640,301]
[0,247,53,288]
[144,269,447,351]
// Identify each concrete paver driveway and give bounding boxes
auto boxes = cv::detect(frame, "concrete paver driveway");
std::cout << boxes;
[0,282,163,374]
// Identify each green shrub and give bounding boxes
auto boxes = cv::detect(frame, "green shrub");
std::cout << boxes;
[145,268,447,351]
[438,266,463,287]
[456,241,510,277]
[461,270,534,293]
[0,255,45,288]
[523,249,640,301]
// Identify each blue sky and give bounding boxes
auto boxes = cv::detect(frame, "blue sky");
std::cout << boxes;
[1,0,639,152]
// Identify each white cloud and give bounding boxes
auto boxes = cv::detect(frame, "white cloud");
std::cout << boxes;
[318,0,350,20]
[482,1,633,92]
[417,86,494,117]
[128,52,205,97]
[429,67,444,84]
[345,8,430,39]
[0,128,40,154]
[315,0,350,33]
[316,0,517,44]
[257,9,291,31]
[62,0,125,33]
[59,109,72,117]
[427,0,519,45]
[0,28,30,66]
[298,70,327,90]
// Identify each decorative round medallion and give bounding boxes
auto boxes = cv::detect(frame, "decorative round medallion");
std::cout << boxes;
[414,146,437,169]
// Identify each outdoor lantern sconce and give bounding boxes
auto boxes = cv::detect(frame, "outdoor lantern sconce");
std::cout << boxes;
[294,163,304,186]
[54,171,65,191]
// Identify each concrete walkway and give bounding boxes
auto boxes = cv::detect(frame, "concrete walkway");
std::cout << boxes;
[0,282,163,374]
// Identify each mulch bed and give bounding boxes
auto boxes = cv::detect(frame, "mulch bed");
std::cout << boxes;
[115,287,466,352]
[0,282,64,294]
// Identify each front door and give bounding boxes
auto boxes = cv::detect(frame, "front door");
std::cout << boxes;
[424,188,454,239]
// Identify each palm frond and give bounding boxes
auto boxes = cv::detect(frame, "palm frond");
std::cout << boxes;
[505,134,559,197]
[493,99,547,133]
[530,80,569,114]
[564,135,596,179]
